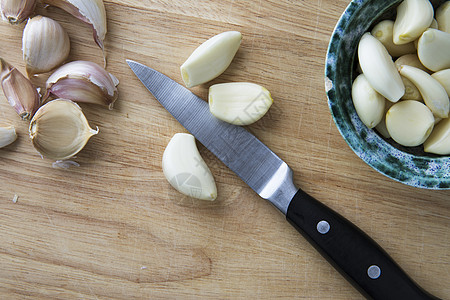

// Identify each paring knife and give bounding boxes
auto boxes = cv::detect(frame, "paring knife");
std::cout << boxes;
[127,60,440,300]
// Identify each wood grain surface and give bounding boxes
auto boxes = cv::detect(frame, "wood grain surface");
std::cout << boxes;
[0,1,448,299]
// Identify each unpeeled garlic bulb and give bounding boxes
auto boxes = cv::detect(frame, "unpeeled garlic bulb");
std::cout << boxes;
[386,100,435,147]
[371,20,416,57]
[209,82,273,125]
[180,31,242,88]
[417,28,450,72]
[0,125,17,148]
[29,99,98,160]
[23,15,70,76]
[0,58,40,120]
[43,60,119,108]
[431,68,450,96]
[0,0,36,24]
[162,133,217,201]
[393,0,433,45]
[424,117,450,154]
[436,1,450,33]
[351,74,385,128]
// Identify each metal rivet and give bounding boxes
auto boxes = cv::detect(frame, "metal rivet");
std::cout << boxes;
[368,265,381,279]
[317,220,330,234]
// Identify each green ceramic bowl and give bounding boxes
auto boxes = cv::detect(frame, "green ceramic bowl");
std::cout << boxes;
[325,0,450,189]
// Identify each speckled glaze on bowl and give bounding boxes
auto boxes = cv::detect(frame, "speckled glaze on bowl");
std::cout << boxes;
[325,0,450,189]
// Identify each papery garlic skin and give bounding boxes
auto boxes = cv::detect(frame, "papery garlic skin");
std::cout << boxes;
[181,31,242,88]
[424,117,450,155]
[351,74,385,128]
[386,100,435,147]
[23,16,70,76]
[162,133,217,201]
[209,82,273,126]
[371,20,416,57]
[0,58,40,120]
[417,28,450,72]
[393,0,433,45]
[43,60,119,108]
[29,99,98,160]
[0,0,36,24]
[399,65,450,118]
[431,69,450,96]
[436,1,450,33]
[0,125,17,148]
[358,33,405,102]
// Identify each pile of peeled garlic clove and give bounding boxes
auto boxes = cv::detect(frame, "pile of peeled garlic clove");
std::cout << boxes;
[352,0,450,155]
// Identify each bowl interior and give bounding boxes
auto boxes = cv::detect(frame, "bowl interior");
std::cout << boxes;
[325,0,450,189]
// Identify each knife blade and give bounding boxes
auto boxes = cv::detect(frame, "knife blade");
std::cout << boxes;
[127,60,440,300]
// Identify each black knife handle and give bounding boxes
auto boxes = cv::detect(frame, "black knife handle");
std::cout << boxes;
[286,189,441,300]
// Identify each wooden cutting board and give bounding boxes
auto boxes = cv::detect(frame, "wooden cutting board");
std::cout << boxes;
[0,1,448,299]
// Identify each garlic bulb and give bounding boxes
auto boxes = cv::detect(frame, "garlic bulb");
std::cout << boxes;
[0,0,36,24]
[43,60,119,108]
[0,58,40,120]
[29,99,98,160]
[431,69,450,96]
[180,31,242,88]
[23,15,70,76]
[371,20,416,57]
[436,1,450,33]
[0,125,17,148]
[417,28,450,72]
[399,65,450,118]
[351,74,385,128]
[393,0,433,45]
[424,117,450,155]
[358,33,405,102]
[386,100,435,147]
[162,133,217,201]
[209,82,273,126]
[42,0,107,52]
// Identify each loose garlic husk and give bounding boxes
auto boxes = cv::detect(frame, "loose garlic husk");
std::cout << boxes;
[29,99,98,160]
[181,31,242,88]
[0,58,40,120]
[424,117,450,155]
[0,0,36,24]
[23,15,70,76]
[351,74,385,128]
[417,28,450,72]
[358,33,405,102]
[43,60,119,108]
[436,1,450,33]
[386,100,435,147]
[371,20,416,57]
[162,133,217,201]
[431,69,450,96]
[393,0,433,45]
[0,125,17,148]
[399,65,450,118]
[209,82,273,126]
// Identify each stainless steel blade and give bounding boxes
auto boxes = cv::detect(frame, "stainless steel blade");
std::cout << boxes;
[127,60,298,214]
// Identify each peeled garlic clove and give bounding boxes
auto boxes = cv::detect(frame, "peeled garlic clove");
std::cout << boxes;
[29,99,98,160]
[386,100,435,147]
[375,100,394,139]
[431,69,450,96]
[42,0,106,52]
[417,28,450,72]
[424,117,450,155]
[0,125,17,148]
[1,0,36,24]
[23,15,70,76]
[162,133,217,201]
[358,33,405,102]
[400,76,422,101]
[43,60,119,108]
[371,20,416,57]
[209,82,273,126]
[0,58,40,120]
[399,65,450,118]
[393,0,433,45]
[181,31,242,88]
[351,74,385,128]
[436,1,450,33]
[394,54,430,73]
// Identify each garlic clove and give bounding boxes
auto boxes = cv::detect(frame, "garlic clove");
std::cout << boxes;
[386,100,435,147]
[358,33,405,102]
[43,60,119,108]
[180,31,242,88]
[417,28,450,72]
[394,54,430,73]
[162,133,217,201]
[393,0,433,45]
[371,20,416,57]
[1,0,36,25]
[23,15,70,76]
[436,1,450,33]
[29,99,98,160]
[400,76,422,101]
[351,74,385,128]
[431,68,450,96]
[375,100,394,139]
[0,125,17,148]
[399,65,450,118]
[424,117,450,155]
[0,57,40,120]
[209,82,273,126]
